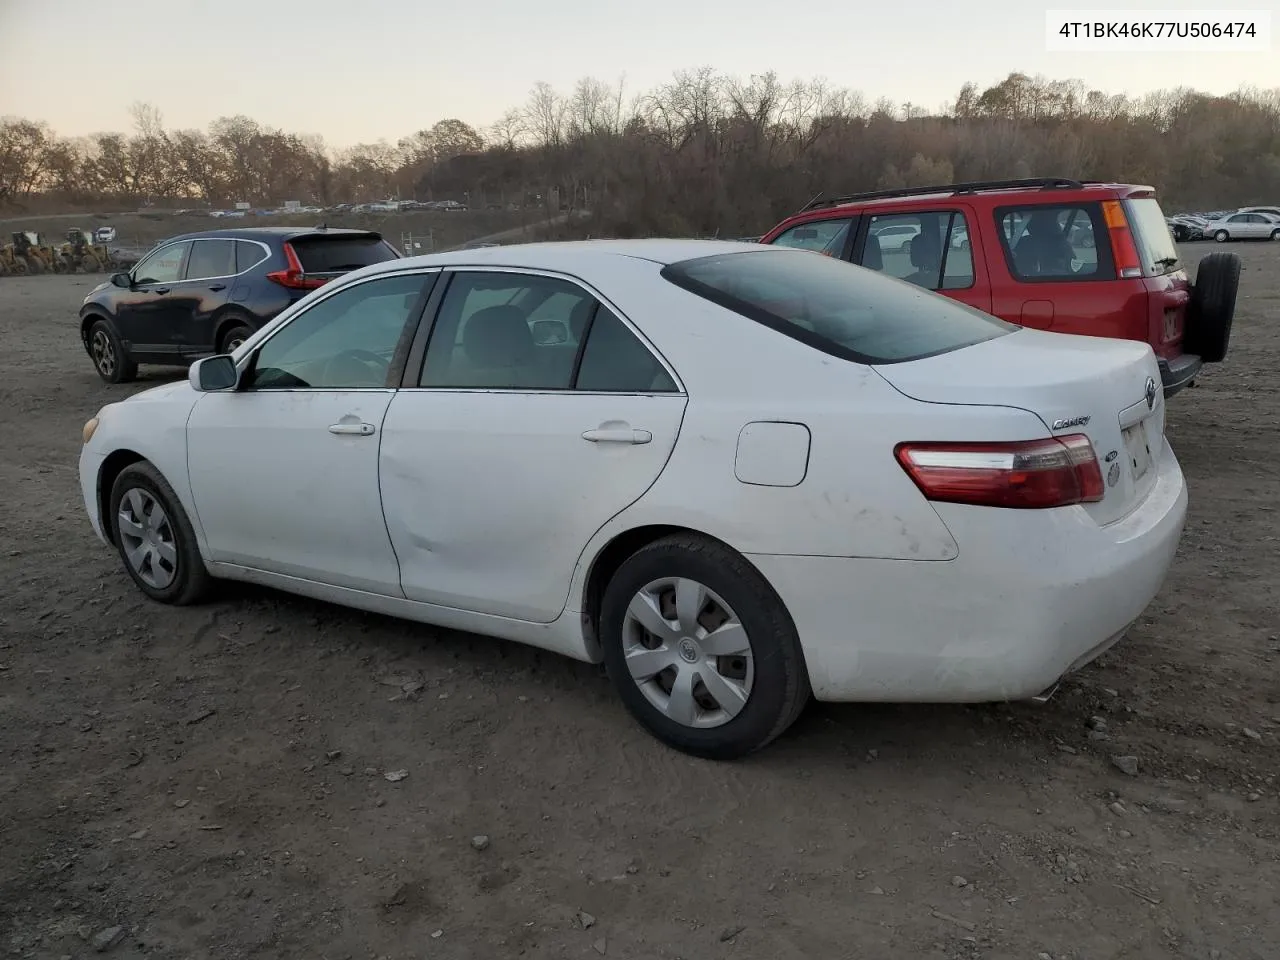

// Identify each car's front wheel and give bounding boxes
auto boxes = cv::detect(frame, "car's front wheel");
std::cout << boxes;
[88,319,137,384]
[599,534,810,760]
[1214,230,1230,242]
[1271,229,1280,241]
[109,461,214,605]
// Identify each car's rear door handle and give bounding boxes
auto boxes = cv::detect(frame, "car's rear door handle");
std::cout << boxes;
[582,426,652,444]
[329,422,376,436]
[154,287,170,295]
[208,283,226,292]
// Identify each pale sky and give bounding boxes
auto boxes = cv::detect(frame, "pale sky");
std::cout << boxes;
[1,0,1277,146]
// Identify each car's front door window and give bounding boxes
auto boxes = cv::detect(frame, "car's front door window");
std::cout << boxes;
[246,272,430,390]
[133,241,191,286]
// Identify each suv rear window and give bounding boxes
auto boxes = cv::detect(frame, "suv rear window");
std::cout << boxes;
[1123,197,1180,276]
[290,235,401,272]
[995,204,1115,282]
[661,248,1015,365]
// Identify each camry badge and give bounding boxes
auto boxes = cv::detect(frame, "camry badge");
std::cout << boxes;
[1051,415,1091,430]
[1145,377,1157,410]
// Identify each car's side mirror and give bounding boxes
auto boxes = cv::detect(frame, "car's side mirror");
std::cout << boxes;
[110,272,132,288]
[189,355,239,392]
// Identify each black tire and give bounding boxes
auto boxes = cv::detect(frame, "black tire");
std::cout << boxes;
[1185,252,1241,364]
[1213,230,1229,243]
[88,318,137,383]
[599,534,811,760]
[109,461,214,605]
[216,320,254,354]
[1271,229,1280,241]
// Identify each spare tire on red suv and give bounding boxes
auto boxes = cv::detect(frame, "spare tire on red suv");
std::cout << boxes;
[1183,252,1241,364]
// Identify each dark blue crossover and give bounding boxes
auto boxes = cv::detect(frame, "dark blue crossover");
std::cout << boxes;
[79,226,402,383]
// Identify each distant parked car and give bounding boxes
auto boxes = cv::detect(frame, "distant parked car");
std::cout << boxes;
[1167,215,1209,242]
[79,226,402,383]
[1238,205,1280,221]
[95,226,117,243]
[1200,211,1280,242]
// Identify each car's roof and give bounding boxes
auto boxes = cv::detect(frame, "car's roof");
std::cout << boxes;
[161,226,379,243]
[779,182,1156,227]
[373,238,771,273]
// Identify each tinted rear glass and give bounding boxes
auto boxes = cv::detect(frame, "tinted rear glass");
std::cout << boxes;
[1123,197,1180,275]
[290,235,400,272]
[661,248,1015,364]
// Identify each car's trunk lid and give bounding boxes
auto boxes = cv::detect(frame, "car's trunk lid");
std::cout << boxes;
[874,328,1165,525]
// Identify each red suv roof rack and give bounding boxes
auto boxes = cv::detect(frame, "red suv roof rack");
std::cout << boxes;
[799,177,1087,214]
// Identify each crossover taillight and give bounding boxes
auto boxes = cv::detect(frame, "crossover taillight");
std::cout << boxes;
[265,242,328,290]
[895,435,1105,509]
[1101,200,1143,279]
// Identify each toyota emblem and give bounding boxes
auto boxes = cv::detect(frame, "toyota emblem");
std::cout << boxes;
[1144,377,1157,410]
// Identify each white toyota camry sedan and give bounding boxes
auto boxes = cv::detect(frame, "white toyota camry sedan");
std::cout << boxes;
[79,239,1187,759]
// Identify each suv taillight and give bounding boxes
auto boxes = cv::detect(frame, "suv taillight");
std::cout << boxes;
[895,435,1104,509]
[265,242,328,290]
[1101,200,1143,279]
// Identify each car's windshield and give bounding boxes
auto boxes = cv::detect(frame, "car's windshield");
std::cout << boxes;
[1124,197,1180,275]
[661,248,1015,364]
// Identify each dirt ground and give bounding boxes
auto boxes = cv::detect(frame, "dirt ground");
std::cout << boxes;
[1,242,1278,960]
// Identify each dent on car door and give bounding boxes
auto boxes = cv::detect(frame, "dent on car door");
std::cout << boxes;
[379,269,688,623]
[184,270,434,593]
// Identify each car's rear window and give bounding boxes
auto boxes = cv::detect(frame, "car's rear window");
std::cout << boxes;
[661,248,1016,364]
[290,235,401,272]
[1123,197,1180,276]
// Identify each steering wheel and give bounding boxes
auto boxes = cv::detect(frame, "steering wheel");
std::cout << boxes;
[322,348,391,387]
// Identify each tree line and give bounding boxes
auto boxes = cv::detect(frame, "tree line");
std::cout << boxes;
[2,71,1278,237]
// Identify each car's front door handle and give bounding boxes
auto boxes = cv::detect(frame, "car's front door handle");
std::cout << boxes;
[208,283,226,292]
[153,287,170,295]
[582,426,652,444]
[329,422,376,436]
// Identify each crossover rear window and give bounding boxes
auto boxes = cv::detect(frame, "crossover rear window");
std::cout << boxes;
[1123,197,1180,276]
[289,235,401,272]
[661,248,1015,365]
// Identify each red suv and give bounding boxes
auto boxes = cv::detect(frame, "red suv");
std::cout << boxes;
[759,178,1239,398]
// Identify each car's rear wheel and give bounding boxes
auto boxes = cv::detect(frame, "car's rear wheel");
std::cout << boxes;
[1214,230,1229,242]
[217,320,254,354]
[88,319,137,383]
[599,534,810,760]
[109,461,213,605]
[1185,252,1241,364]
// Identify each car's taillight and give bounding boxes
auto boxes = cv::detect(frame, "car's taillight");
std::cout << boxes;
[1101,200,1143,279]
[265,242,328,290]
[895,435,1105,509]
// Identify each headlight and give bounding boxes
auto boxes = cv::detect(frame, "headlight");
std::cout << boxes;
[82,417,100,444]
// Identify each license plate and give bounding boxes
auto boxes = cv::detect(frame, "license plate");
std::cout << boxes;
[1123,423,1153,481]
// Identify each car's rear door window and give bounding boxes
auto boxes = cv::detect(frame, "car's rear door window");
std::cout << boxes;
[858,211,974,291]
[185,239,237,280]
[662,248,1014,365]
[290,235,402,272]
[995,204,1109,282]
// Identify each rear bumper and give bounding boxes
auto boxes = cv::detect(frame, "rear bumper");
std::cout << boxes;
[1159,354,1202,397]
[748,448,1187,703]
